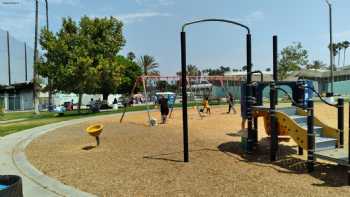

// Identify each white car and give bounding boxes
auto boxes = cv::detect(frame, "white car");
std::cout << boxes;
[187,81,213,89]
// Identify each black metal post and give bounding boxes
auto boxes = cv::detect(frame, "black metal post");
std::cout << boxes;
[253,117,258,145]
[337,98,344,148]
[270,35,278,161]
[181,31,189,162]
[272,35,278,105]
[246,33,254,153]
[297,80,304,155]
[307,100,315,172]
[7,31,11,85]
[270,82,278,161]
[273,36,278,81]
[298,147,303,155]
[348,101,350,185]
[24,42,28,82]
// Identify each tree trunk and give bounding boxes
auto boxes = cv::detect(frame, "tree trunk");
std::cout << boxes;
[102,93,108,101]
[344,49,347,67]
[78,93,83,114]
[48,79,52,110]
[338,51,341,67]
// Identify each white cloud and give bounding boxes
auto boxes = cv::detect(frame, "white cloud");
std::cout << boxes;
[115,12,171,24]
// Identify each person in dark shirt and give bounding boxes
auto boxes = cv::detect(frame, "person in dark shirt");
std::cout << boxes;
[158,95,169,124]
[227,93,237,114]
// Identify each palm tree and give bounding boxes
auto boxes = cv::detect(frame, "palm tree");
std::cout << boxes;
[337,42,343,67]
[328,43,340,69]
[138,55,159,76]
[187,64,200,76]
[127,52,136,61]
[343,41,350,66]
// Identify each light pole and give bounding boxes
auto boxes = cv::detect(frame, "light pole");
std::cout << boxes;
[326,0,334,96]
[44,0,53,109]
[33,0,40,114]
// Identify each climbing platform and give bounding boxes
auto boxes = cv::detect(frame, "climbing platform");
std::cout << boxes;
[314,149,350,167]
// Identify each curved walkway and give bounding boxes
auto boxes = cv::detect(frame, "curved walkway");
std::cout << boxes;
[0,114,120,197]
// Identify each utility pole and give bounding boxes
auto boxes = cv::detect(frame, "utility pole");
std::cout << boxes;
[33,0,40,114]
[44,0,53,110]
[326,0,334,96]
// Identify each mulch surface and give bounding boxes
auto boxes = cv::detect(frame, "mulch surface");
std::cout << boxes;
[26,104,350,196]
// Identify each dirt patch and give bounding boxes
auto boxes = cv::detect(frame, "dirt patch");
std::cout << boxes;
[26,104,350,196]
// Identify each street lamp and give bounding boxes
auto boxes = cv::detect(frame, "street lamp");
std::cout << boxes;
[325,0,334,96]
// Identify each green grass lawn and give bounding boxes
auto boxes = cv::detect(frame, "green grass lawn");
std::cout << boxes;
[0,105,156,137]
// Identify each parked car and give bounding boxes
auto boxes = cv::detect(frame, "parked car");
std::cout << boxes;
[187,80,213,89]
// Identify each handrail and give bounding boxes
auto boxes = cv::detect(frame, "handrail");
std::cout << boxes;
[276,87,305,109]
[304,86,337,107]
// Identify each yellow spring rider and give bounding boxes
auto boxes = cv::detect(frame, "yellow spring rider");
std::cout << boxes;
[86,124,104,146]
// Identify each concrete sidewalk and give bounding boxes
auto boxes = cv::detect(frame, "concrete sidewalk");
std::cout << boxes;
[0,114,119,197]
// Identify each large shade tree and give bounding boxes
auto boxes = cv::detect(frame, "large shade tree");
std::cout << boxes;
[278,42,309,80]
[37,16,126,110]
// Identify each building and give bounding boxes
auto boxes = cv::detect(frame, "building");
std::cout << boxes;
[0,30,35,111]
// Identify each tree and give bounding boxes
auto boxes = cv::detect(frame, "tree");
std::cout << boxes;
[336,42,343,67]
[187,64,201,76]
[278,42,309,80]
[115,55,142,94]
[328,42,341,68]
[242,65,247,71]
[342,41,350,66]
[127,52,136,61]
[265,68,271,72]
[177,64,201,76]
[306,60,327,70]
[38,16,126,111]
[202,66,231,76]
[138,55,159,75]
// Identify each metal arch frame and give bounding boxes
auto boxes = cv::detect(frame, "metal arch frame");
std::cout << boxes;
[180,18,253,162]
[182,18,250,33]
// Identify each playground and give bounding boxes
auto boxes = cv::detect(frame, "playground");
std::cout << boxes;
[26,104,350,196]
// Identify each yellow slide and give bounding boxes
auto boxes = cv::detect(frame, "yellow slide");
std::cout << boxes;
[254,107,339,150]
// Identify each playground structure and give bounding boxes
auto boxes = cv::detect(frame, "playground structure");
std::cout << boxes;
[180,18,350,184]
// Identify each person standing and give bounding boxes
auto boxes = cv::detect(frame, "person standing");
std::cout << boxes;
[159,95,169,124]
[227,93,237,114]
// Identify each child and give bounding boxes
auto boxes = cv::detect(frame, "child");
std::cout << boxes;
[202,96,211,115]
[158,95,169,124]
[227,93,237,114]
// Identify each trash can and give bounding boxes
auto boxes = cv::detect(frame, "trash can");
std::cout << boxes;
[0,175,23,197]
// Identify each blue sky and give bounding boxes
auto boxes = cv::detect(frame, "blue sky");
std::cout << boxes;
[1,0,350,76]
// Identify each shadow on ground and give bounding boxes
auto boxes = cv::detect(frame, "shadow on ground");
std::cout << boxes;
[82,145,97,151]
[218,136,349,187]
